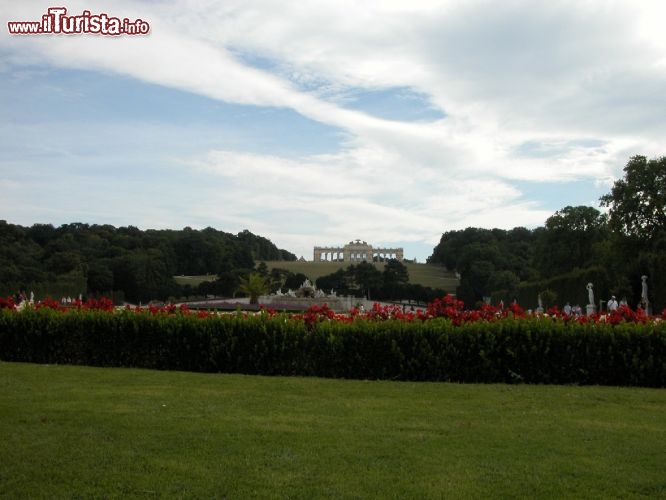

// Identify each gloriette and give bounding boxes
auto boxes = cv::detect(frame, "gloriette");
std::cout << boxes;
[313,239,403,262]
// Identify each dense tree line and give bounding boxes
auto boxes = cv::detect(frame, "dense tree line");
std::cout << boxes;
[0,223,295,303]
[428,155,666,312]
[313,260,447,304]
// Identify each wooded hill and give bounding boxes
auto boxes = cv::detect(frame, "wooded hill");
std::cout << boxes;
[0,223,295,303]
[427,155,665,312]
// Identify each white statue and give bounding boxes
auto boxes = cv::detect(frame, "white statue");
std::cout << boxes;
[586,283,594,306]
[641,275,648,307]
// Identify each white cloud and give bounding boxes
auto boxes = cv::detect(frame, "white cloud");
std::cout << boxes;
[178,147,553,259]
[2,0,665,260]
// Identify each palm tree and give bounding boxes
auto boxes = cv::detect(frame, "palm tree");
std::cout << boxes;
[238,272,268,304]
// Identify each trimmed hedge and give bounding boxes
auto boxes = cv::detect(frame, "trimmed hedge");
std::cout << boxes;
[1,309,665,387]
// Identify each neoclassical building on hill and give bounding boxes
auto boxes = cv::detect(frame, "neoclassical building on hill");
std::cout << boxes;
[313,239,404,262]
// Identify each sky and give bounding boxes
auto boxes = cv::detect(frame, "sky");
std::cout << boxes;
[1,1,665,262]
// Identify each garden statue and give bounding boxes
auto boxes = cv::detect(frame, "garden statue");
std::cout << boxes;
[641,275,649,313]
[586,282,594,306]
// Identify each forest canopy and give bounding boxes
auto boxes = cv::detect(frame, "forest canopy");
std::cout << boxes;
[0,223,295,303]
[427,155,666,311]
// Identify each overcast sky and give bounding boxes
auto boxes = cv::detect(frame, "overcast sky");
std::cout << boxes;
[2,1,665,261]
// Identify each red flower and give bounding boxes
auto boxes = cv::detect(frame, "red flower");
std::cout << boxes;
[0,296,16,310]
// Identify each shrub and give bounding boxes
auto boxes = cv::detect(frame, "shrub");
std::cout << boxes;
[0,296,664,387]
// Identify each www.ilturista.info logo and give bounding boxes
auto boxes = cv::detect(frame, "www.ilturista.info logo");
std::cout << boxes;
[7,7,150,36]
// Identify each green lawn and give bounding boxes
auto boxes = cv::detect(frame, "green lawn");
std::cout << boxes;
[174,262,459,293]
[2,362,665,498]
[261,261,459,292]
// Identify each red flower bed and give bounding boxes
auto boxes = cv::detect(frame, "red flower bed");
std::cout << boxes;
[0,296,16,310]
[1,294,663,327]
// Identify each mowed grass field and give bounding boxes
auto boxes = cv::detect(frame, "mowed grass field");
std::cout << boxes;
[262,261,459,292]
[2,362,665,498]
[175,262,459,293]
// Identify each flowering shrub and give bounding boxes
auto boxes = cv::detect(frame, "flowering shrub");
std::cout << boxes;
[426,294,465,320]
[0,296,16,310]
[301,303,338,327]
[0,294,662,326]
[1,293,664,387]
[606,305,648,324]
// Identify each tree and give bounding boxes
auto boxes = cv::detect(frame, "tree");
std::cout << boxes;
[599,155,666,311]
[236,229,297,261]
[267,267,290,293]
[350,262,383,299]
[256,262,269,276]
[237,272,268,304]
[428,226,539,304]
[383,259,409,284]
[383,259,409,299]
[112,250,178,303]
[533,205,608,278]
[600,155,666,241]
[488,270,520,297]
[315,269,349,296]
[284,272,310,291]
[46,251,81,274]
[87,261,114,294]
[464,260,495,302]
[200,271,240,298]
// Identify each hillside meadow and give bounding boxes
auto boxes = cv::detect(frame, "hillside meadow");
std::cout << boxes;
[261,260,459,291]
[174,261,459,293]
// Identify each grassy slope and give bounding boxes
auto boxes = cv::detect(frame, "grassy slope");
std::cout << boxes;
[174,263,459,292]
[2,362,665,498]
[261,261,459,292]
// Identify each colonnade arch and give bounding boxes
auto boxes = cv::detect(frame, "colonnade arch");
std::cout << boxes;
[313,241,404,263]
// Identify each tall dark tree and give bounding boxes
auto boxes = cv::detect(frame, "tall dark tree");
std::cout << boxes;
[600,155,666,241]
[351,262,384,300]
[533,205,608,278]
[487,270,520,299]
[315,269,349,296]
[236,229,297,261]
[284,272,310,291]
[428,227,537,304]
[256,262,269,276]
[600,155,666,311]
[87,261,114,295]
[383,259,409,299]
